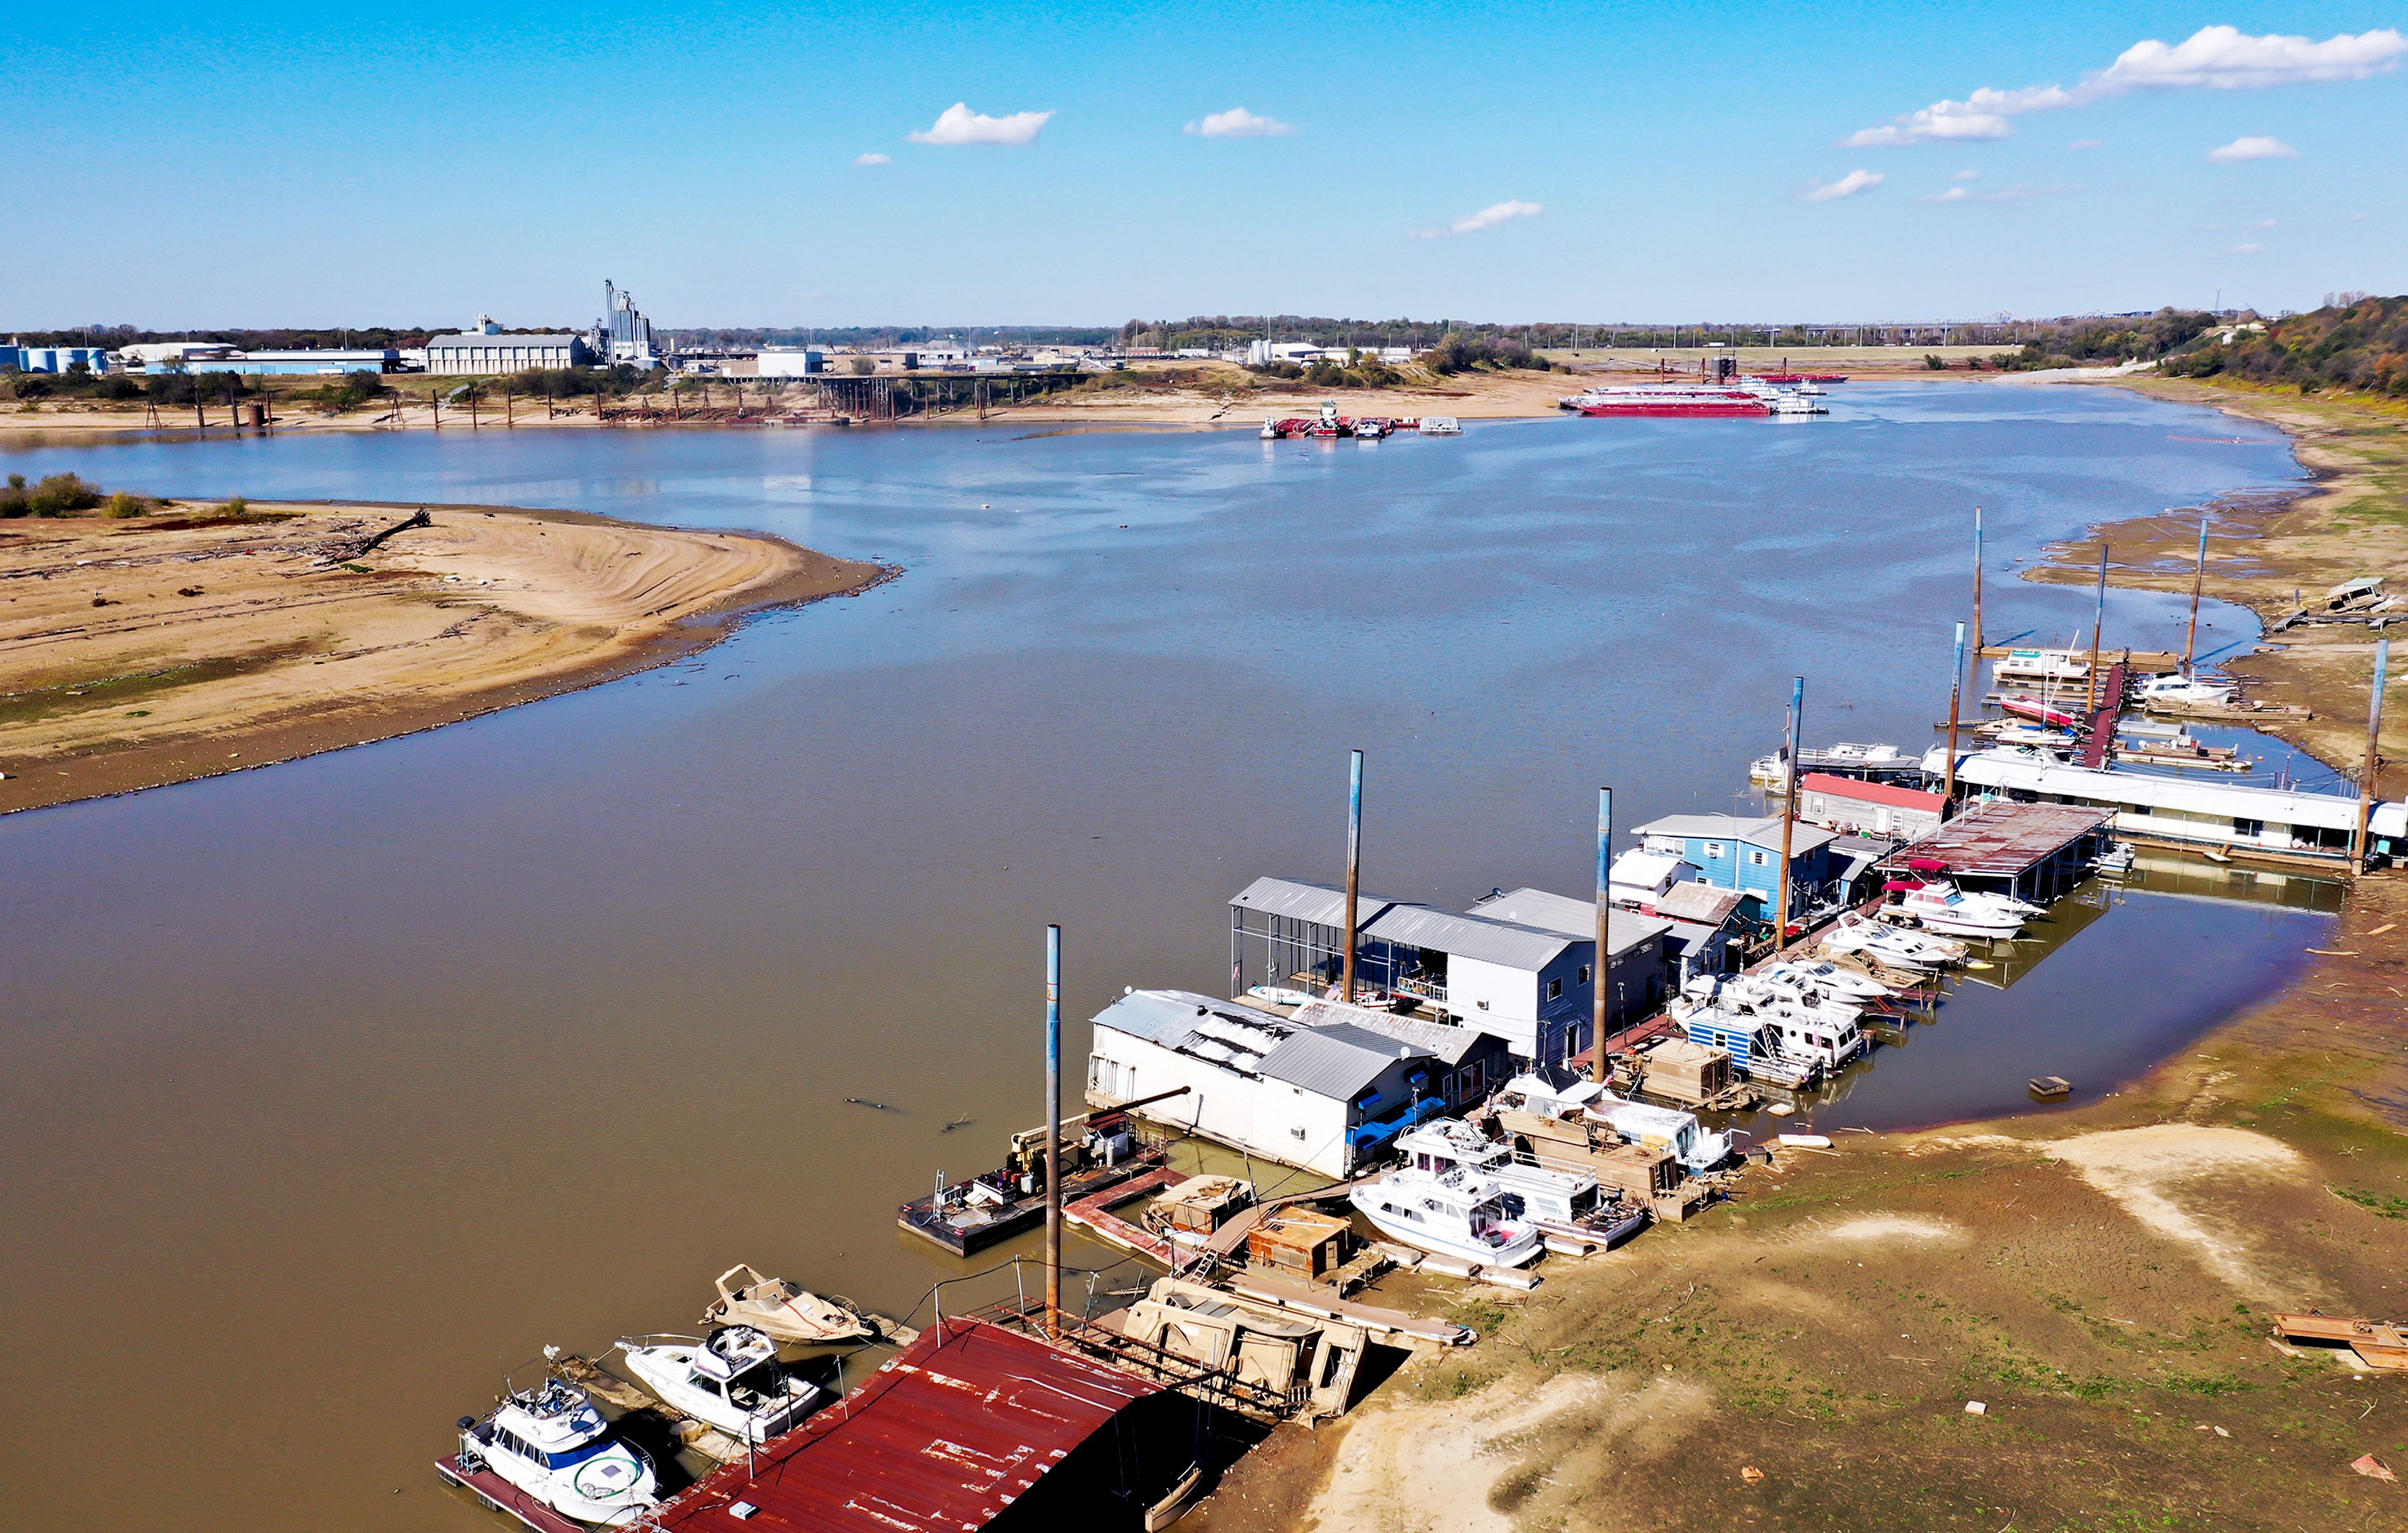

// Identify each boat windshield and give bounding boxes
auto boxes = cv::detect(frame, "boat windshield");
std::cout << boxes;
[542,1436,623,1472]
[726,1362,786,1409]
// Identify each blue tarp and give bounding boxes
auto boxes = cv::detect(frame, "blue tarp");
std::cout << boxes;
[1347,1095,1448,1152]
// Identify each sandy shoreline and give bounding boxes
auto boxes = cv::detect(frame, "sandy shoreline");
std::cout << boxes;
[1191,379,2408,1533]
[0,500,887,815]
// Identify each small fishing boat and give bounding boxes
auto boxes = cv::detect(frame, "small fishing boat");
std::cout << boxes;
[702,1265,902,1347]
[1349,1165,1545,1267]
[615,1327,822,1445]
[1245,984,1316,1007]
[2094,842,2138,876]
[1999,694,2082,730]
[448,1366,658,1528]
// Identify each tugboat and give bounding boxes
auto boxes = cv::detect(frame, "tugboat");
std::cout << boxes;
[896,1086,1190,1256]
[615,1326,821,1446]
[441,1362,658,1529]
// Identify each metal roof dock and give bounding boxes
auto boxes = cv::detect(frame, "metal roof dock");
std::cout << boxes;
[648,1317,1183,1533]
[1876,800,2112,901]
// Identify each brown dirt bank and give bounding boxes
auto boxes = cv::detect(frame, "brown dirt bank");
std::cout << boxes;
[2021,378,2408,792]
[0,499,889,815]
[1186,378,2408,1532]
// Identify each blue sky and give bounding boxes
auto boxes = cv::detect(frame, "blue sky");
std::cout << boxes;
[6,3,2402,327]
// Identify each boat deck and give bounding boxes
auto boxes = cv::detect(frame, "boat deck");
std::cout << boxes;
[433,1454,589,1533]
[897,1147,1170,1256]
[1062,1165,1186,1266]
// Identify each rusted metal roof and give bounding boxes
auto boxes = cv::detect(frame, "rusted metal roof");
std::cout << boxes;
[1876,800,2111,877]
[651,1317,1164,1533]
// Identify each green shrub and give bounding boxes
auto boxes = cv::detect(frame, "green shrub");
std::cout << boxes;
[28,472,102,516]
[104,492,150,518]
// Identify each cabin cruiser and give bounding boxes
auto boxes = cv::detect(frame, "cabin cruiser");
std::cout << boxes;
[1675,1000,1822,1088]
[1756,959,1893,1004]
[2137,672,2239,709]
[1883,881,2027,939]
[616,1326,822,1445]
[1750,741,1908,787]
[1350,1164,1544,1267]
[702,1265,895,1347]
[1822,912,1966,970]
[456,1369,657,1527]
[1491,1071,1735,1173]
[1888,864,2047,921]
[1686,976,1866,1069]
[1977,719,2079,751]
[1391,1118,1628,1241]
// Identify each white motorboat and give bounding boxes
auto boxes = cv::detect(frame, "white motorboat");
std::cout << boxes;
[2137,672,2239,709]
[1392,1118,1629,1241]
[1756,959,1893,1004]
[1245,984,1316,1007]
[2095,841,2138,876]
[1416,415,1462,435]
[1676,1000,1822,1088]
[457,1368,657,1527]
[1884,883,2026,939]
[1350,1164,1544,1267]
[1690,976,1866,1068]
[616,1326,822,1445]
[1822,914,1966,970]
[1491,1072,1735,1172]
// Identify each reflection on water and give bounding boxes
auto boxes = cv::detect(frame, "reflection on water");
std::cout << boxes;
[0,385,2326,1532]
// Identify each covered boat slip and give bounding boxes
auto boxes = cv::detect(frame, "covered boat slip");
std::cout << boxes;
[1874,800,2113,904]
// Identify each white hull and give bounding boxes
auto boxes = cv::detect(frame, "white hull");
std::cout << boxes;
[1353,1197,1543,1268]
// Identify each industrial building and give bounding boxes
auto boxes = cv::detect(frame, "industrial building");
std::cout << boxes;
[601,280,658,367]
[1,341,110,373]
[425,317,593,376]
[1085,987,1506,1177]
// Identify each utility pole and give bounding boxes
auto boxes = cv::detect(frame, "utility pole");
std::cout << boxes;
[1971,506,1985,657]
[1944,622,1967,809]
[2184,516,2209,675]
[2353,639,2391,876]
[1043,923,1063,1336]
[1775,676,1803,953]
[1592,787,1613,1083]
[1341,750,1364,1004]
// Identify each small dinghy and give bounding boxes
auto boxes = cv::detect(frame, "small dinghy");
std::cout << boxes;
[702,1264,909,1347]
[616,1326,823,1445]
[450,1363,657,1527]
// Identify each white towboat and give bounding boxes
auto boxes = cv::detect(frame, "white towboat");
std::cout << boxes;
[1756,959,1893,1004]
[1491,1072,1735,1173]
[616,1327,821,1445]
[702,1265,894,1347]
[1350,1164,1545,1268]
[456,1368,657,1527]
[1391,1118,1639,1244]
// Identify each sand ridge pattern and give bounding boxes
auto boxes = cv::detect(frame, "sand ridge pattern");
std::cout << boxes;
[0,500,885,813]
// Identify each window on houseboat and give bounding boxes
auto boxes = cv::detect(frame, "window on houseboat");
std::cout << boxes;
[1748,849,1768,867]
[1577,965,1591,985]
[1546,977,1563,1000]
[2233,817,2264,837]
[1703,842,1726,859]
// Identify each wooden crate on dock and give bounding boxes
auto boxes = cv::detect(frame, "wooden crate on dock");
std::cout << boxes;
[1634,1039,1733,1107]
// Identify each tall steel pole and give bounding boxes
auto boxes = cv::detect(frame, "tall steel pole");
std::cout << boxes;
[2085,544,2109,715]
[2184,516,2209,676]
[2353,639,2391,876]
[1043,923,1062,1335]
[1591,787,1613,1083]
[1943,622,1967,809]
[1341,749,1363,1004]
[1971,506,1985,659]
[1775,677,1803,953]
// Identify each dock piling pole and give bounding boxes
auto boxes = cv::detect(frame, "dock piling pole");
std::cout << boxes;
[2086,545,2108,714]
[2353,638,2391,876]
[2184,516,2209,676]
[1044,923,1063,1336]
[1592,787,1613,1083]
[1944,622,1967,809]
[1342,750,1363,1004]
[1972,506,1984,659]
[1776,677,1803,953]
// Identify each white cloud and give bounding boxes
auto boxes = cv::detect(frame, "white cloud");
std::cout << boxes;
[2067,138,2102,149]
[1803,169,1884,203]
[1415,199,1545,237]
[2207,135,2299,162]
[2257,218,2278,228]
[2232,241,2263,253]
[1845,26,2404,146]
[906,103,1054,147]
[1923,186,1972,202]
[853,152,891,167]
[1953,168,1981,181]
[1186,107,1292,138]
[2352,212,2368,221]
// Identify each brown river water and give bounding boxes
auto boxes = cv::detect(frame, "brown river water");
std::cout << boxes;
[0,385,2340,1529]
